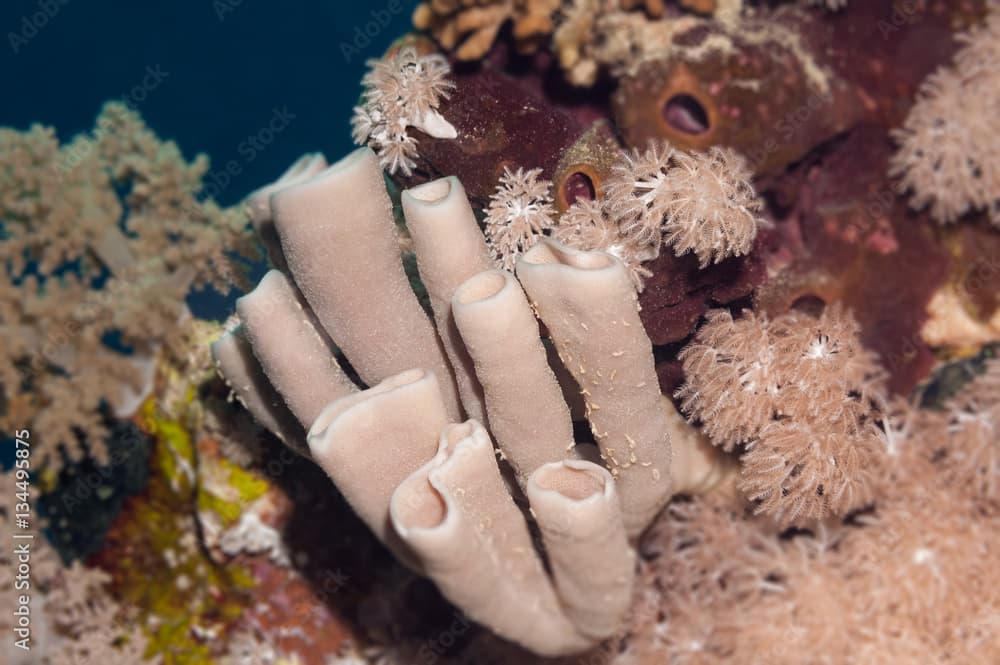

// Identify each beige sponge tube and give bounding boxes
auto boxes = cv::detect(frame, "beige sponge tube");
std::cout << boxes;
[237,269,357,429]
[246,152,327,269]
[527,460,635,640]
[390,421,593,657]
[211,327,308,455]
[662,396,740,496]
[402,177,493,424]
[270,147,462,420]
[307,369,448,547]
[516,239,674,537]
[452,270,574,484]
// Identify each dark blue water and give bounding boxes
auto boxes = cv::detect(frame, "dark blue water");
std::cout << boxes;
[1,0,418,205]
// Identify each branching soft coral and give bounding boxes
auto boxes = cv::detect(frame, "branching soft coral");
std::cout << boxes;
[602,142,682,249]
[741,419,878,524]
[0,103,257,471]
[660,146,762,266]
[351,46,457,176]
[0,471,153,664]
[675,309,783,448]
[889,6,1000,227]
[677,304,888,524]
[42,561,153,665]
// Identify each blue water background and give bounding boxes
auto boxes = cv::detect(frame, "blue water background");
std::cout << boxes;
[2,0,417,201]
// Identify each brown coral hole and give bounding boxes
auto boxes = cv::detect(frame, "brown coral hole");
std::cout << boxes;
[555,165,600,210]
[662,93,712,136]
[790,294,828,318]
[653,68,719,150]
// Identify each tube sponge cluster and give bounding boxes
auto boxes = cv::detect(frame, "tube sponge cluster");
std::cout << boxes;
[212,147,725,656]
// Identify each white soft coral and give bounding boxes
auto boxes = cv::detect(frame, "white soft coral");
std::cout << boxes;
[660,146,762,267]
[554,198,655,290]
[484,166,557,270]
[890,7,1000,227]
[351,47,457,176]
[602,141,681,248]
[486,142,762,289]
[677,305,888,525]
[603,141,763,268]
[941,359,1000,502]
